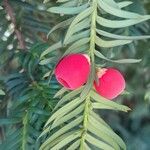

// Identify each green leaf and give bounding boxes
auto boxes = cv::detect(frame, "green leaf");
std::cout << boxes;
[90,111,112,129]
[0,6,3,10]
[88,123,120,150]
[0,89,5,95]
[105,0,119,9]
[94,50,142,64]
[44,97,82,127]
[63,38,90,56]
[80,62,95,100]
[47,4,89,15]
[96,29,150,40]
[88,116,126,150]
[95,36,132,48]
[54,87,68,98]
[98,0,143,18]
[40,41,62,58]
[51,104,84,129]
[64,18,90,40]
[40,117,82,149]
[39,57,56,65]
[66,29,90,45]
[86,133,114,150]
[90,90,131,112]
[47,17,75,37]
[51,131,80,150]
[118,1,133,8]
[64,7,92,44]
[61,0,78,7]
[54,87,83,109]
[84,143,91,150]
[66,140,80,150]
[44,131,77,148]
[97,16,150,28]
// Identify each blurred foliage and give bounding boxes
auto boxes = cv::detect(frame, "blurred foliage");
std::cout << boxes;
[0,0,149,150]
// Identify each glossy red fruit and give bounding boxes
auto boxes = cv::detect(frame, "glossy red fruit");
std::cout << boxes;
[94,68,125,100]
[55,54,90,90]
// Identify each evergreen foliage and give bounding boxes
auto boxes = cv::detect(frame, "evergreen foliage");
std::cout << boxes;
[0,0,150,150]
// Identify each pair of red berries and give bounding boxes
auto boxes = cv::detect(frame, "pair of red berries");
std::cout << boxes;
[55,54,125,100]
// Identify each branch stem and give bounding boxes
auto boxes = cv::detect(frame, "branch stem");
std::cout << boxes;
[80,0,97,149]
[3,0,26,50]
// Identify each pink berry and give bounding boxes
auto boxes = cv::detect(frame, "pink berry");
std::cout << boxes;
[94,68,125,100]
[55,54,90,90]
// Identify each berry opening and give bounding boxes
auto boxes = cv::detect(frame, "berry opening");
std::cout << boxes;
[57,77,71,89]
[94,68,126,100]
[55,54,91,90]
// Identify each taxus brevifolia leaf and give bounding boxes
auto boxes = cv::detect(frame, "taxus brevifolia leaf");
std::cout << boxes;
[36,0,150,149]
